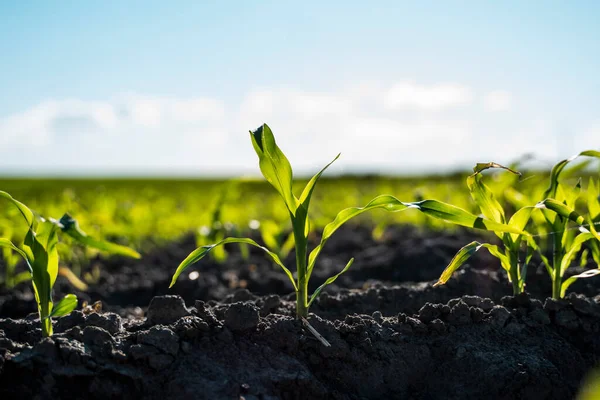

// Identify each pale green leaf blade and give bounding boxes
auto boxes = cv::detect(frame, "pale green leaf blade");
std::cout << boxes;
[508,206,534,243]
[298,153,340,207]
[588,178,600,219]
[560,232,595,274]
[434,241,484,286]
[47,294,78,318]
[536,198,585,225]
[170,237,296,291]
[472,162,521,175]
[58,214,141,259]
[0,191,35,228]
[0,238,31,271]
[250,124,298,214]
[467,163,520,223]
[308,258,354,307]
[411,199,527,234]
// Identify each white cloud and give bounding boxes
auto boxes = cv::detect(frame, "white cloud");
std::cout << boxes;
[483,90,512,112]
[1,81,577,175]
[384,81,473,111]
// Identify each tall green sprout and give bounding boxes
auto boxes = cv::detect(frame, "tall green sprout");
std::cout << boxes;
[0,191,141,336]
[170,124,525,318]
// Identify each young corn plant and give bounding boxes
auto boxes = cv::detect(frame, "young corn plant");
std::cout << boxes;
[434,153,600,297]
[0,191,141,336]
[527,151,600,298]
[170,124,526,318]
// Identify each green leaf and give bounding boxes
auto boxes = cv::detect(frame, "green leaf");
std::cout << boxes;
[434,241,507,286]
[0,238,31,271]
[560,232,596,274]
[307,195,527,277]
[47,294,78,318]
[25,221,60,309]
[467,162,520,225]
[298,153,340,210]
[297,153,340,237]
[588,178,600,219]
[0,191,35,229]
[170,237,297,291]
[507,207,534,244]
[249,124,299,215]
[467,172,506,224]
[543,150,600,199]
[472,162,521,176]
[561,269,600,298]
[536,198,585,225]
[308,258,354,307]
[556,178,582,210]
[58,214,141,259]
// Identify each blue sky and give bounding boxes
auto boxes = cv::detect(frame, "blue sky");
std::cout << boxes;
[1,1,598,175]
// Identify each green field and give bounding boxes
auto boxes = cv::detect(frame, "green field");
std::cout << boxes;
[0,175,478,247]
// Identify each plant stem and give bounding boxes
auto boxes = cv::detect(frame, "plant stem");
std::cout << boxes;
[551,232,563,299]
[40,304,52,337]
[294,236,309,319]
[508,252,522,295]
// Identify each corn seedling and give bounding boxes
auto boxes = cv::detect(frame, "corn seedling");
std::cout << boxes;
[528,151,600,298]
[0,191,141,336]
[170,124,526,318]
[435,152,600,298]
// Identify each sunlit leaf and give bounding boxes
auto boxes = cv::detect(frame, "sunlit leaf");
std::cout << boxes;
[170,237,297,291]
[536,198,585,225]
[467,172,506,225]
[588,178,600,219]
[507,207,534,244]
[434,241,508,286]
[0,191,35,228]
[307,195,527,277]
[47,294,78,318]
[308,258,354,306]
[250,124,298,215]
[560,232,596,274]
[0,238,31,271]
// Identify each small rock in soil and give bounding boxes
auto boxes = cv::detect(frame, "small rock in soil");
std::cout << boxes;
[137,326,179,356]
[147,295,190,325]
[448,300,471,325]
[86,312,122,334]
[223,302,260,331]
[490,306,511,327]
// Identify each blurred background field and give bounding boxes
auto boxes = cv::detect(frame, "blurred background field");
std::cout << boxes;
[0,168,557,247]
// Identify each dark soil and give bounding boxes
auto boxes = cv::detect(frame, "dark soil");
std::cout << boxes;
[1,224,600,399]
